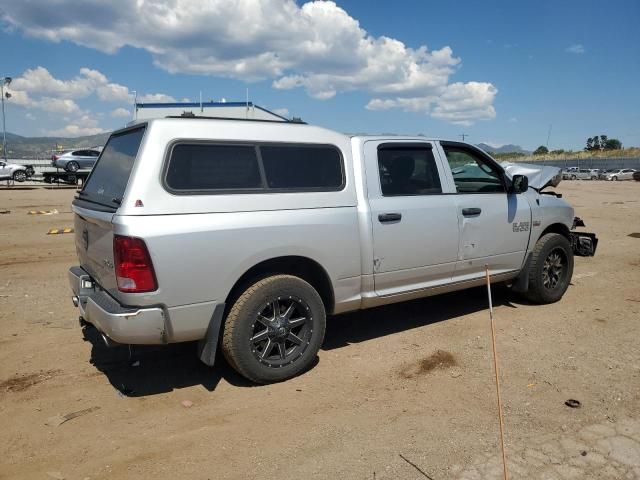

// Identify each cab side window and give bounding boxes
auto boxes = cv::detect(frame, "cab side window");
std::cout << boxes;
[377,146,442,196]
[443,147,505,193]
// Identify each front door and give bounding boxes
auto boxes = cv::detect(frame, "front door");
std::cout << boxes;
[364,141,459,296]
[438,142,532,281]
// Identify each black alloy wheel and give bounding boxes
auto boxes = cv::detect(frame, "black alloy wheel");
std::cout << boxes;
[250,296,312,368]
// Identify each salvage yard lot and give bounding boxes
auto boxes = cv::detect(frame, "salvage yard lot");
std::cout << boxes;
[1,182,639,479]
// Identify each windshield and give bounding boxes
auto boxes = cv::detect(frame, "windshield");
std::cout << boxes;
[81,126,145,207]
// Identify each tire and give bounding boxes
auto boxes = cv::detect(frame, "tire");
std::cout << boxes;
[221,275,326,384]
[612,176,618,181]
[12,170,27,182]
[570,175,576,180]
[591,176,597,180]
[523,233,574,304]
[66,161,79,172]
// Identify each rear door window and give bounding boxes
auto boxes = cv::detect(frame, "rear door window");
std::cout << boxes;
[377,145,442,196]
[81,127,146,207]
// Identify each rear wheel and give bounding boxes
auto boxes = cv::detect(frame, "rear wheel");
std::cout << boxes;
[612,176,618,181]
[12,170,27,182]
[523,233,574,304]
[221,275,326,384]
[66,161,79,172]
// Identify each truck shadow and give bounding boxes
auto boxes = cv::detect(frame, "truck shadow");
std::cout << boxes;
[81,326,253,397]
[323,285,519,350]
[81,285,521,396]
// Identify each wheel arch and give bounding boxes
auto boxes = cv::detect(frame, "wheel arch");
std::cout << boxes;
[224,256,335,316]
[538,222,571,242]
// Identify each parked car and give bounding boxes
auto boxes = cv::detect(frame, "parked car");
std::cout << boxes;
[599,169,617,180]
[562,167,579,180]
[606,169,636,181]
[52,148,101,172]
[68,118,598,384]
[0,160,35,182]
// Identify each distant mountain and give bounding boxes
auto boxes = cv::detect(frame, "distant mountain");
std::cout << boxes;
[1,131,111,159]
[476,143,531,155]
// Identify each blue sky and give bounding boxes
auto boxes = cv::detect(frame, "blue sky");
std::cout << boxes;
[1,0,638,150]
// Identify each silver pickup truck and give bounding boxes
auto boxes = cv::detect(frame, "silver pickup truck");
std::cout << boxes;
[68,117,597,383]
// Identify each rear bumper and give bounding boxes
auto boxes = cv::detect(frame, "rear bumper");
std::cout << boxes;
[68,266,167,345]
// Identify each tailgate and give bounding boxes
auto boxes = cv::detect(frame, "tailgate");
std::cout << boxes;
[73,206,117,294]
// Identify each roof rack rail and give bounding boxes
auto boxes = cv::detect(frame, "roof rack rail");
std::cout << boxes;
[164,114,306,125]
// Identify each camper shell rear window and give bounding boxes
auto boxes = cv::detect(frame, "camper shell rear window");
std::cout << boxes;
[78,126,146,209]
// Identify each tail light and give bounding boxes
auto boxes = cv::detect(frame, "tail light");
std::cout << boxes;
[52,155,59,161]
[113,235,158,293]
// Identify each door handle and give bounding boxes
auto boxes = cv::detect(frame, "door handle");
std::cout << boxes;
[378,213,402,223]
[462,207,482,217]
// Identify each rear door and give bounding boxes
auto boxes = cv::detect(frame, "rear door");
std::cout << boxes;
[364,140,459,296]
[73,126,146,294]
[437,141,531,281]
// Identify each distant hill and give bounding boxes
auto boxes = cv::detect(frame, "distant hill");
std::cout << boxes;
[1,131,111,159]
[476,143,531,155]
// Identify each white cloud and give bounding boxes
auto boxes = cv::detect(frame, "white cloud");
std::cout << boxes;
[46,115,106,137]
[1,0,497,125]
[111,107,131,118]
[509,117,518,123]
[565,44,585,54]
[367,81,497,126]
[139,93,177,103]
[25,112,36,120]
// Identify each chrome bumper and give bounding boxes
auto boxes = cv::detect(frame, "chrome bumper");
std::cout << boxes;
[68,266,167,345]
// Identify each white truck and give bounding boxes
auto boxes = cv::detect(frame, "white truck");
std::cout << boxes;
[68,117,597,383]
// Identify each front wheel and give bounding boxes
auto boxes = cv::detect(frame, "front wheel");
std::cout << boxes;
[522,233,574,304]
[612,176,618,181]
[570,175,577,180]
[66,161,79,172]
[221,275,326,384]
[12,170,27,182]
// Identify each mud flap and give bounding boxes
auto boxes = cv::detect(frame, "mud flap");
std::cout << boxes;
[197,303,226,367]
[511,252,532,293]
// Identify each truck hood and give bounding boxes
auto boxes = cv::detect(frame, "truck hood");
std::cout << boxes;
[501,162,562,190]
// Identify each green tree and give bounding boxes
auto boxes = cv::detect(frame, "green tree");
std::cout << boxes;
[585,137,593,151]
[533,145,549,155]
[604,138,622,150]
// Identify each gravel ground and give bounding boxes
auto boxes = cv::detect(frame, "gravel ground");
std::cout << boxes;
[0,181,638,479]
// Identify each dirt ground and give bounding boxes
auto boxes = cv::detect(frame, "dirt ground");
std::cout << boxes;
[0,181,639,480]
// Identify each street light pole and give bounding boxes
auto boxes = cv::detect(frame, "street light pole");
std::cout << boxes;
[1,77,11,162]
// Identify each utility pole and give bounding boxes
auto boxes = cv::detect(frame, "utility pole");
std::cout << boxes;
[460,133,469,142]
[546,124,552,148]
[1,76,12,162]
[131,90,137,121]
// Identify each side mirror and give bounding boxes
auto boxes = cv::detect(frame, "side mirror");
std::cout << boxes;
[511,174,529,194]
